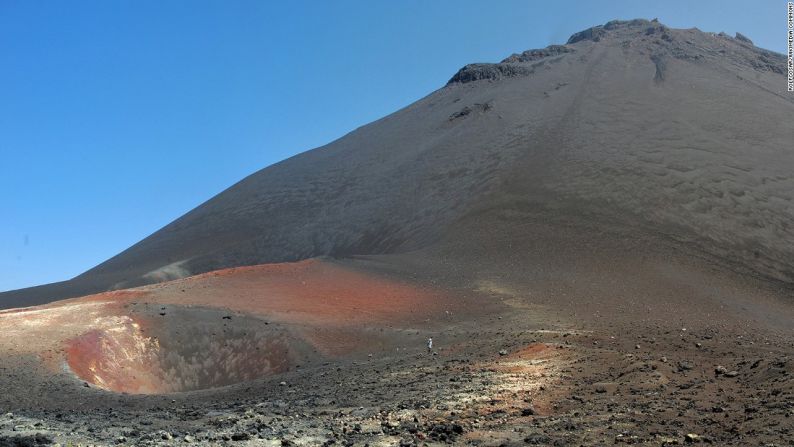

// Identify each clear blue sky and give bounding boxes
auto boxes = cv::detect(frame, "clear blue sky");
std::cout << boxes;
[0,0,786,292]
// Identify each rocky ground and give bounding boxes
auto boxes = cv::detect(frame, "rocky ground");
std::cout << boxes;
[3,219,794,446]
[2,293,793,446]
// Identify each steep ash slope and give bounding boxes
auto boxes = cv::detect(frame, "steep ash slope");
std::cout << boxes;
[2,19,792,308]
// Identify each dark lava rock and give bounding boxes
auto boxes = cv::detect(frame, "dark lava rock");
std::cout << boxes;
[501,45,574,63]
[0,434,54,447]
[428,423,464,442]
[567,25,606,44]
[231,432,251,441]
[524,433,552,444]
[567,19,654,44]
[449,102,492,121]
[750,51,786,74]
[521,407,536,416]
[447,63,534,85]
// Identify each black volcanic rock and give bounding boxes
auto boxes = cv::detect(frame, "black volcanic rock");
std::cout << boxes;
[447,44,575,85]
[565,19,657,43]
[447,62,535,84]
[567,25,606,43]
[500,44,574,63]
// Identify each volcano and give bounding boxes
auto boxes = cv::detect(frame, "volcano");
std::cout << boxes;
[2,19,794,446]
[3,18,792,309]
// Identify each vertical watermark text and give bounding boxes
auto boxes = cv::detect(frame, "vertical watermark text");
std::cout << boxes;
[788,2,793,91]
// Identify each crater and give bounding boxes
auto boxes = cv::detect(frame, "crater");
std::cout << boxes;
[64,305,314,394]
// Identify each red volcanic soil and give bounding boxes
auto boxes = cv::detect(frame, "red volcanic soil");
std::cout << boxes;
[139,258,466,326]
[63,311,299,394]
[1,258,477,394]
[3,250,794,445]
[65,322,162,394]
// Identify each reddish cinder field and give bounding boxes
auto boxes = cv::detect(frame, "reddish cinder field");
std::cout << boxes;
[0,259,467,394]
[142,258,456,325]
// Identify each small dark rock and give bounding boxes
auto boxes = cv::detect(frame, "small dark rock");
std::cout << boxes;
[231,433,251,441]
[524,433,552,444]
[684,433,702,443]
[428,423,464,442]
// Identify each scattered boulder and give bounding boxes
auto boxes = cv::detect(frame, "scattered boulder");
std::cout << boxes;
[231,432,251,441]
[684,433,702,443]
[427,423,464,442]
[594,382,618,394]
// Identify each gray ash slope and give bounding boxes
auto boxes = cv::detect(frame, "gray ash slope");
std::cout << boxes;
[3,19,793,308]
